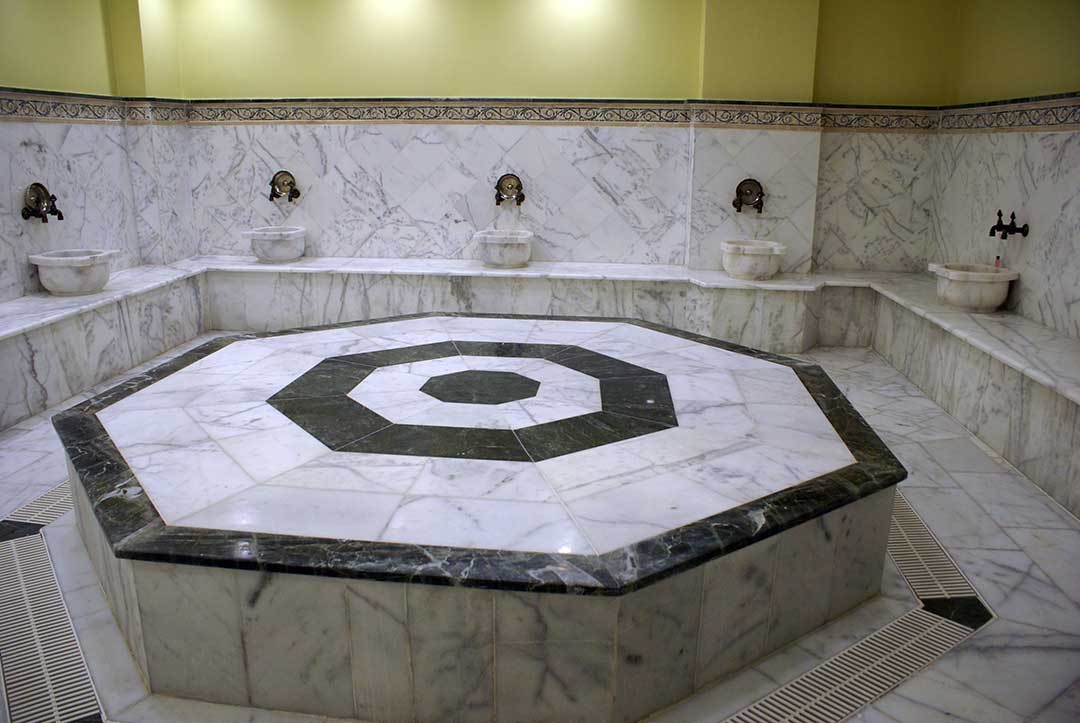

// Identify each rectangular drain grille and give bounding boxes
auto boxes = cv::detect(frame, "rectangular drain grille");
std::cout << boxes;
[887,492,974,598]
[5,484,73,526]
[0,535,99,723]
[726,608,972,723]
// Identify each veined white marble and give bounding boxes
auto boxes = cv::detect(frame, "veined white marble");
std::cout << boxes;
[931,129,1080,339]
[94,316,855,554]
[813,132,935,272]
[188,123,691,266]
[0,121,142,303]
[690,128,821,273]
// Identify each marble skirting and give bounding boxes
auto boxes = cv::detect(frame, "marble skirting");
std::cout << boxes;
[71,460,894,722]
[874,297,1080,518]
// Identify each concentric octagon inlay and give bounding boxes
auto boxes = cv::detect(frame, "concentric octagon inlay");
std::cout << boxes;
[264,340,677,462]
[61,315,902,566]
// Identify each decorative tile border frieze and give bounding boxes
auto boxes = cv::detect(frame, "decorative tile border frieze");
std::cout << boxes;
[1,87,1077,130]
[938,94,1080,131]
[185,99,694,125]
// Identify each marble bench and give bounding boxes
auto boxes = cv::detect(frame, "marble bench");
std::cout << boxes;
[2,255,1078,517]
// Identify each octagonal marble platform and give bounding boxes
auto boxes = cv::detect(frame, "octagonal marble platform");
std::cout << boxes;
[57,314,904,722]
[92,315,856,556]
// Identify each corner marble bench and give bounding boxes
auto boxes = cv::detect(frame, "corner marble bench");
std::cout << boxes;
[3,255,1078,519]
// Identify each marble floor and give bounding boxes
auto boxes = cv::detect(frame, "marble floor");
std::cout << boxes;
[89,315,854,556]
[2,341,1079,722]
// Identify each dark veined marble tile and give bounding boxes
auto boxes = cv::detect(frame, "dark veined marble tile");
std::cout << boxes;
[921,596,994,630]
[339,341,458,368]
[341,424,531,462]
[421,370,540,405]
[516,411,672,462]
[0,520,43,542]
[599,375,677,426]
[267,396,391,449]
[268,358,375,400]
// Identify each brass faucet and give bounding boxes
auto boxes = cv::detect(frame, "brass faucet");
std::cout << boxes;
[989,210,1028,240]
[21,183,63,223]
[494,174,525,206]
[269,170,301,202]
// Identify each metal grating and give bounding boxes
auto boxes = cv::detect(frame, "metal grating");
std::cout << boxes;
[887,491,975,598]
[726,608,972,723]
[0,535,99,723]
[5,483,73,526]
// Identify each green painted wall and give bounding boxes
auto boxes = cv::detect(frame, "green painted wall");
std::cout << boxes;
[949,0,1080,104]
[701,0,820,102]
[0,0,114,95]
[1,0,1077,104]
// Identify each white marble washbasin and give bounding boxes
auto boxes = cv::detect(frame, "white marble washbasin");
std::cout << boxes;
[475,229,533,268]
[28,249,119,296]
[721,240,786,280]
[242,226,306,263]
[929,263,1019,312]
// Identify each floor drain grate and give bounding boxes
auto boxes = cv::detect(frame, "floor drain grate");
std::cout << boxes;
[887,491,974,598]
[5,483,74,527]
[0,535,100,723]
[725,608,972,723]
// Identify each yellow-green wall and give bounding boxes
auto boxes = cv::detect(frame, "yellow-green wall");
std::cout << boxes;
[0,0,114,95]
[1,0,1078,104]
[949,0,1080,104]
[813,0,954,106]
[174,0,703,99]
[138,0,183,98]
[701,0,819,102]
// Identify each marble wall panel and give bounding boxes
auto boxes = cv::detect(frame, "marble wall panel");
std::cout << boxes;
[188,123,691,265]
[818,286,878,347]
[494,592,617,722]
[813,132,935,272]
[239,570,354,718]
[931,130,1080,339]
[690,128,821,273]
[132,561,246,705]
[0,275,207,429]
[696,536,779,687]
[766,513,835,650]
[826,488,894,618]
[614,568,703,723]
[345,579,414,723]
[406,584,495,722]
[127,122,196,266]
[0,121,142,302]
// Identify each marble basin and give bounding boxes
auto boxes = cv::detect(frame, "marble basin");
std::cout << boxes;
[721,239,785,280]
[28,249,118,296]
[243,226,306,263]
[475,229,532,268]
[929,262,1019,312]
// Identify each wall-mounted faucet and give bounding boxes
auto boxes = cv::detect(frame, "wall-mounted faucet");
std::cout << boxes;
[494,174,525,206]
[989,210,1028,240]
[21,183,63,223]
[268,170,301,202]
[733,178,764,214]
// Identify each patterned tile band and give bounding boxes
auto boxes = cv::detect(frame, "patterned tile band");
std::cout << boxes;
[1,87,1077,131]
